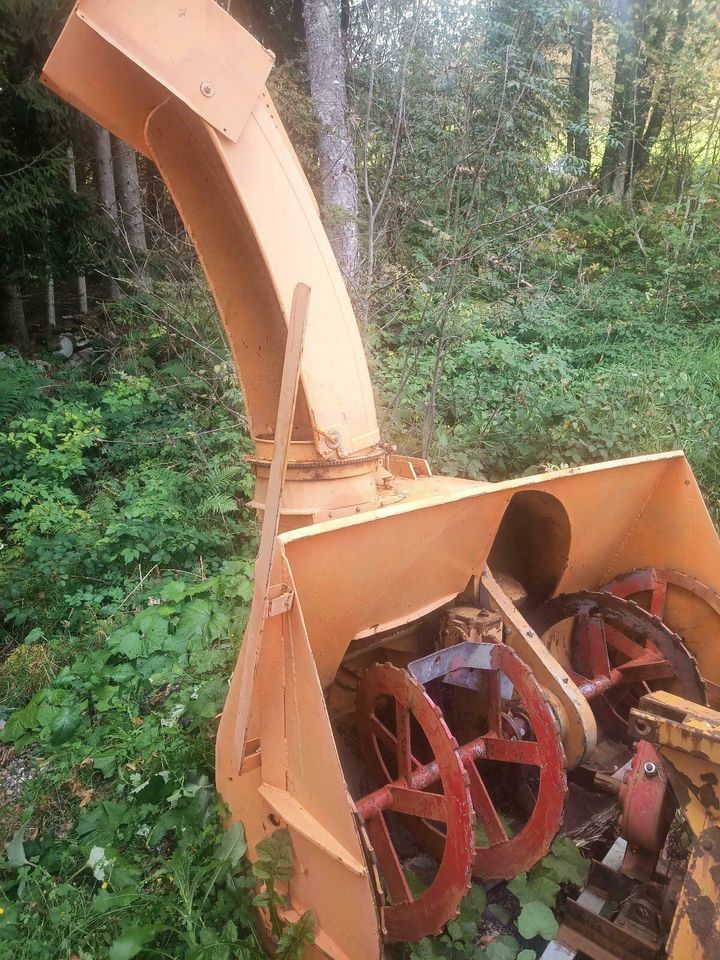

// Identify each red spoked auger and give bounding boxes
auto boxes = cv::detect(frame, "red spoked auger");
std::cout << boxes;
[353,642,567,943]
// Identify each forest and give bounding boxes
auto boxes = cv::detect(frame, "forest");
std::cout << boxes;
[1,0,720,958]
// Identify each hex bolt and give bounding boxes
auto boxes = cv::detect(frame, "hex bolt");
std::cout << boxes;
[200,81,215,98]
[702,838,713,852]
[643,761,658,778]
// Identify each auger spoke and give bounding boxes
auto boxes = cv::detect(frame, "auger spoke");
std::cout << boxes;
[605,683,632,706]
[364,813,412,905]
[650,579,668,618]
[586,615,611,678]
[486,669,502,734]
[396,701,412,783]
[604,625,648,662]
[617,656,674,683]
[481,735,540,766]
[371,715,398,753]
[466,764,507,844]
[389,787,448,822]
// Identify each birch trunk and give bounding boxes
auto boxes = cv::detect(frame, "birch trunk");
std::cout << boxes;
[302,0,359,286]
[66,144,88,313]
[92,123,123,298]
[599,0,634,195]
[47,277,56,329]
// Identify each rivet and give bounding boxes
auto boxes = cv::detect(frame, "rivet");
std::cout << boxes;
[702,838,713,851]
[200,81,215,98]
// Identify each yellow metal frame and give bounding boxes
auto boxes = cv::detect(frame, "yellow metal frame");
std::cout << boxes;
[630,693,720,959]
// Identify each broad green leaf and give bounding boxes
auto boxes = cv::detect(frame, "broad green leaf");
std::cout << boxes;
[91,890,140,914]
[175,598,214,644]
[517,951,537,960]
[276,910,316,960]
[108,628,142,660]
[540,837,589,887]
[404,868,428,897]
[76,801,131,846]
[253,828,294,883]
[447,918,476,942]
[214,822,247,867]
[109,924,165,960]
[410,938,437,960]
[486,935,520,960]
[459,883,488,919]
[48,707,83,745]
[508,870,560,908]
[4,822,29,868]
[160,580,192,602]
[516,901,559,941]
[190,676,227,719]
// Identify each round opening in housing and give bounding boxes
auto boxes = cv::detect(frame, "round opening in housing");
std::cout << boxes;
[488,490,571,605]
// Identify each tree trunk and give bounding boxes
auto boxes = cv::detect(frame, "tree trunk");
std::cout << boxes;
[47,277,56,329]
[302,0,359,286]
[92,123,123,299]
[632,0,691,179]
[624,0,668,194]
[113,137,150,285]
[1,283,29,351]
[66,144,88,314]
[567,7,593,170]
[599,0,635,195]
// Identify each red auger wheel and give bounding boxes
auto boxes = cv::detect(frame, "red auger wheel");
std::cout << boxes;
[405,643,567,880]
[534,591,706,739]
[355,663,474,943]
[601,568,720,708]
[355,644,567,940]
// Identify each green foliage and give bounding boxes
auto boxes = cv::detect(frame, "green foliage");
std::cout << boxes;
[0,324,255,640]
[516,902,558,941]
[0,0,109,292]
[377,202,720,518]
[276,911,316,960]
[412,838,588,960]
[251,829,316,953]
[0,292,265,959]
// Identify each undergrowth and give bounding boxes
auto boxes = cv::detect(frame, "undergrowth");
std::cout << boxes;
[0,294,268,958]
[2,201,720,958]
[376,203,720,517]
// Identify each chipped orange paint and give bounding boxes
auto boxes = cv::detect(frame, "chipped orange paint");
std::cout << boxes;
[43,3,720,957]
